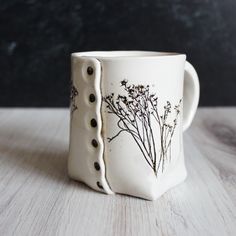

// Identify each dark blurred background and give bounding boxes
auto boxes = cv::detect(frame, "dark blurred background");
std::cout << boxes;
[0,0,236,107]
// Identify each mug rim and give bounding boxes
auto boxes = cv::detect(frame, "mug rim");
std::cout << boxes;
[72,50,186,60]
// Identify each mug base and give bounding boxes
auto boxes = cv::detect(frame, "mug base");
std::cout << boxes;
[114,149,187,201]
[148,153,187,201]
[68,149,187,201]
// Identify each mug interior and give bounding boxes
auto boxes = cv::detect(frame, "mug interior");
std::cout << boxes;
[72,51,185,59]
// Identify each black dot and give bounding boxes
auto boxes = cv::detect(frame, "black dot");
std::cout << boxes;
[89,94,96,103]
[91,139,98,148]
[94,162,100,171]
[97,181,103,189]
[87,66,93,75]
[90,119,97,127]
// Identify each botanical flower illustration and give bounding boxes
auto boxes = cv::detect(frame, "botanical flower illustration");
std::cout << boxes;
[70,83,78,113]
[103,79,182,176]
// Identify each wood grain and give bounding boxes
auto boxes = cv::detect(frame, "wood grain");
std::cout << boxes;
[0,108,235,236]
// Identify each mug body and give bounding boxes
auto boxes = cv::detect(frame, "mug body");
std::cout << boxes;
[69,51,187,200]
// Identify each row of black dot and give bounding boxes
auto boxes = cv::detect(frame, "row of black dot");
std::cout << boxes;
[87,66,103,190]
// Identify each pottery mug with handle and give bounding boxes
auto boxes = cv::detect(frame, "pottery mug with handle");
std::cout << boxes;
[68,51,200,200]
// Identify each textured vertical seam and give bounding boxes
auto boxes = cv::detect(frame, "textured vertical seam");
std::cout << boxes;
[97,58,113,193]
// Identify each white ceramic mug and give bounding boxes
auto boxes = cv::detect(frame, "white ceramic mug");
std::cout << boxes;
[68,51,200,200]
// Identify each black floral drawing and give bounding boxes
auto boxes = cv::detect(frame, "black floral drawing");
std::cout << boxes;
[70,82,78,113]
[103,79,182,176]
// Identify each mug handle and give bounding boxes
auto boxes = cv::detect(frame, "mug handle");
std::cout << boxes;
[183,61,200,132]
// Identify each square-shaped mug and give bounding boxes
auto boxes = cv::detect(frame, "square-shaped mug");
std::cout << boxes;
[68,51,200,200]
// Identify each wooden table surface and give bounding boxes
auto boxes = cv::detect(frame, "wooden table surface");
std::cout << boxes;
[0,108,235,236]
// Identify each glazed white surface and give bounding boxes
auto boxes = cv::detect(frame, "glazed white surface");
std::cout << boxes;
[101,56,186,200]
[68,51,199,200]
